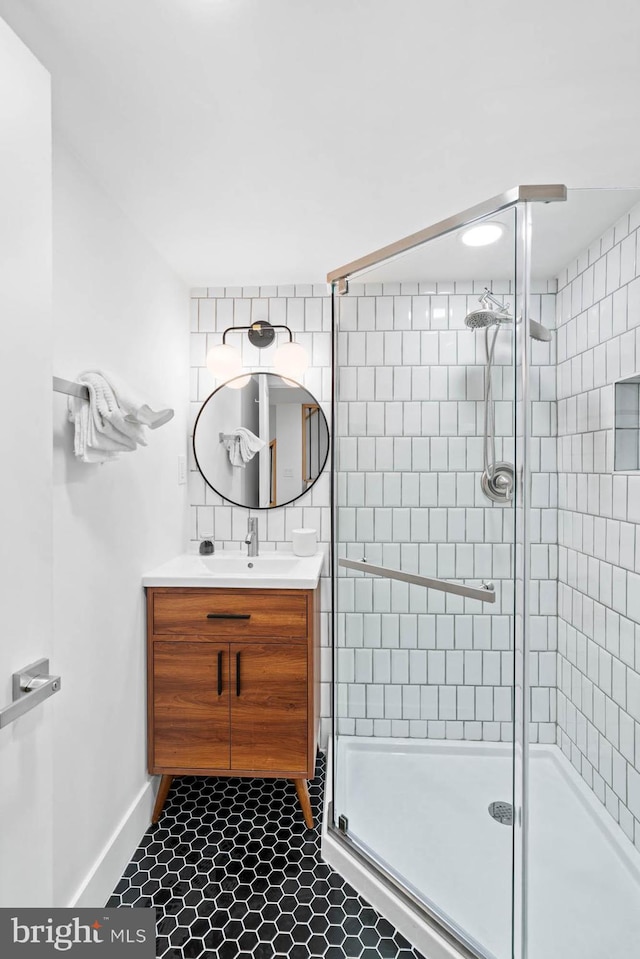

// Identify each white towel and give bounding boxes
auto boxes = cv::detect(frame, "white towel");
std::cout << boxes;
[67,371,173,464]
[224,428,265,467]
[67,395,123,463]
[100,369,174,430]
[85,372,147,443]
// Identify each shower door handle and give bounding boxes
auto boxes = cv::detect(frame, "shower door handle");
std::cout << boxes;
[338,558,496,603]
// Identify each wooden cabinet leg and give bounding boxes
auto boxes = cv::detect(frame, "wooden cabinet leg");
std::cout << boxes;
[151,774,174,824]
[292,778,314,829]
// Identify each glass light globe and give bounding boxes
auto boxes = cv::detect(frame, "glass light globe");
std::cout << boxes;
[272,341,309,381]
[206,343,242,379]
[226,374,252,390]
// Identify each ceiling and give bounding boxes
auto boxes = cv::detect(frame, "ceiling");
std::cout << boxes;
[1,0,640,286]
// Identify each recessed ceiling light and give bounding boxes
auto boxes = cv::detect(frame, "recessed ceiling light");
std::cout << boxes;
[461,222,504,247]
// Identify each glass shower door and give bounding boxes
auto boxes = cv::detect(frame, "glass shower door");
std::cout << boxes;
[332,206,520,959]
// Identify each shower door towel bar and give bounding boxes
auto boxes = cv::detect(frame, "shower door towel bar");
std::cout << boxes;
[338,558,496,603]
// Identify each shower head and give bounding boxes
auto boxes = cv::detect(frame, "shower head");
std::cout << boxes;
[464,308,505,330]
[529,318,552,343]
[465,289,512,331]
[464,289,552,342]
[465,307,551,341]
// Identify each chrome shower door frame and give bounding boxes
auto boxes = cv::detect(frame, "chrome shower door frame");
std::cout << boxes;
[328,184,566,959]
[327,185,566,284]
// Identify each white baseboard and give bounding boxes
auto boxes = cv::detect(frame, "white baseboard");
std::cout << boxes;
[319,718,331,751]
[68,778,156,908]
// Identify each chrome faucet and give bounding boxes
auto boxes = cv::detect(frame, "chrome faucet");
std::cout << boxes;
[245,516,259,557]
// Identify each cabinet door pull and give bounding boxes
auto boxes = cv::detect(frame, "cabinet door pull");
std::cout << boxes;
[206,613,251,620]
[236,651,241,697]
[217,650,223,696]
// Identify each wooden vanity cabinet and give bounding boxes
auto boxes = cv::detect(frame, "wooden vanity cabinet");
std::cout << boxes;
[146,586,320,827]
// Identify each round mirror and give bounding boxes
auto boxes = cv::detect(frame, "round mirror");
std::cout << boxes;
[193,372,330,509]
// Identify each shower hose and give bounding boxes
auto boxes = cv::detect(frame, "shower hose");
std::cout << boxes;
[483,323,501,481]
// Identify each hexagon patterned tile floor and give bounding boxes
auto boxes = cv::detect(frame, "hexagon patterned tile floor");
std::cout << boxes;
[108,753,427,958]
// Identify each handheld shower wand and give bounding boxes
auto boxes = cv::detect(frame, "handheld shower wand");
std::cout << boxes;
[465,288,551,342]
[464,289,553,502]
[464,290,515,502]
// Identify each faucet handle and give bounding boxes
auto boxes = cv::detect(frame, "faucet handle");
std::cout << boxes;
[245,516,259,555]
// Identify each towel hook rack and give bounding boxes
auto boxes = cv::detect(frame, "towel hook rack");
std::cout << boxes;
[53,376,89,401]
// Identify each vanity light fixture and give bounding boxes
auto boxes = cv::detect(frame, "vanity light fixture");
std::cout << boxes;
[460,222,504,247]
[272,340,309,380]
[226,373,252,390]
[206,320,309,383]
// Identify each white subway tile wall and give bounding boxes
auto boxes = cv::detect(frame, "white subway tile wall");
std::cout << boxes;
[189,286,333,723]
[556,201,640,849]
[335,281,558,744]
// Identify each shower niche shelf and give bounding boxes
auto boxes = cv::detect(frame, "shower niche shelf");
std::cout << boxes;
[614,374,640,471]
[613,373,640,472]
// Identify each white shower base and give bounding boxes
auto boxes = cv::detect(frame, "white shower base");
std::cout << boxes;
[334,737,640,959]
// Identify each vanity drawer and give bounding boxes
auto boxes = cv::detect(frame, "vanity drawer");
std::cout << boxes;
[151,588,308,641]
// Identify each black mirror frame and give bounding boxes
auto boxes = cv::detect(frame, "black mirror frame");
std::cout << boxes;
[192,372,330,510]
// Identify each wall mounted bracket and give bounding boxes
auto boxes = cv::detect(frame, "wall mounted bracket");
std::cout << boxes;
[0,658,61,729]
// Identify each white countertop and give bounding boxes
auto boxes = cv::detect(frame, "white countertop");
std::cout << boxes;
[142,549,325,590]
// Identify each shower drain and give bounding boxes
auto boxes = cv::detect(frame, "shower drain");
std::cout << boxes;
[488,801,513,825]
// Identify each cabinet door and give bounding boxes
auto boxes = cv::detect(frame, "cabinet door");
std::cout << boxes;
[153,642,230,769]
[230,643,308,773]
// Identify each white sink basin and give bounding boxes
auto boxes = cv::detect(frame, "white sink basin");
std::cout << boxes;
[142,549,325,589]
[199,554,301,576]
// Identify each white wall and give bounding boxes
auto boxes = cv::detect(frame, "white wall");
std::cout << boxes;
[52,141,189,905]
[0,15,53,907]
[275,402,303,504]
[193,384,244,507]
[556,200,640,849]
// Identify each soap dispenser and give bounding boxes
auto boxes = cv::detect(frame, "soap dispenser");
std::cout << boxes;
[199,533,214,555]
